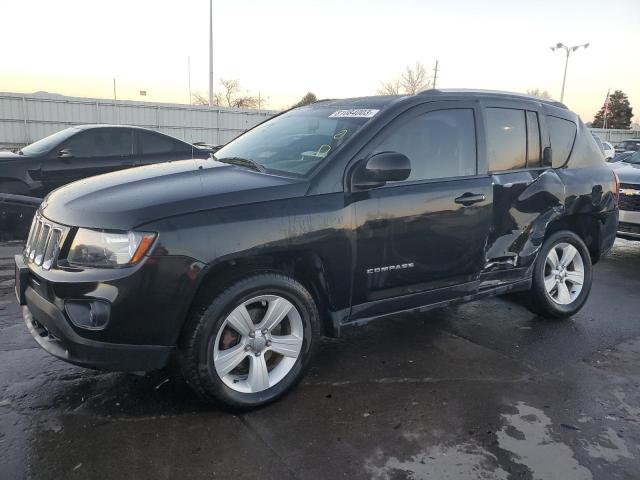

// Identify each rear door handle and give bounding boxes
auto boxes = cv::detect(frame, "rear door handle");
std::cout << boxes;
[454,192,486,206]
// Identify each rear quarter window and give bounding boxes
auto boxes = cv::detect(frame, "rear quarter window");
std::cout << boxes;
[140,131,190,155]
[547,116,577,167]
[486,108,527,172]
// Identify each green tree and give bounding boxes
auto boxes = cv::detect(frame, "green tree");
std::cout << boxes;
[292,92,317,108]
[592,90,633,129]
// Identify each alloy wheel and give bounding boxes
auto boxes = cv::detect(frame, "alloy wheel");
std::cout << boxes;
[543,242,585,305]
[212,295,304,393]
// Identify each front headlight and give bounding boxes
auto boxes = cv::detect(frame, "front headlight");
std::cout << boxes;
[67,229,157,267]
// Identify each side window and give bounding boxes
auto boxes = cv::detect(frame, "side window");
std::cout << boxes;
[526,111,541,167]
[486,108,526,172]
[63,129,134,158]
[547,116,577,166]
[140,131,190,155]
[372,108,477,182]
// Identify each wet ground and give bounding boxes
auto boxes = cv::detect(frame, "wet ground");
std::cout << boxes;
[0,239,639,479]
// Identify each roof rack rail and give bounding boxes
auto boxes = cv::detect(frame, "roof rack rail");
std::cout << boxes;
[417,89,442,95]
[416,88,567,109]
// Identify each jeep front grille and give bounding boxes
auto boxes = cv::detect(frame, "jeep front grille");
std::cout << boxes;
[24,213,69,270]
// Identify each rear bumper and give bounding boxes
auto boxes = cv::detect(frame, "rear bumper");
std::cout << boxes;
[617,210,640,241]
[596,209,619,257]
[23,286,173,372]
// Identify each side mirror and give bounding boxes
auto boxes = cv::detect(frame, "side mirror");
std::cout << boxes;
[352,152,411,189]
[58,149,73,159]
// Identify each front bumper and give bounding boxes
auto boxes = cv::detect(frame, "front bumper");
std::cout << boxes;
[617,210,640,240]
[22,286,173,371]
[14,249,202,372]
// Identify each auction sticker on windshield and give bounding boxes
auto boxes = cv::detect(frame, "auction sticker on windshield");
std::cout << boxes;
[329,109,379,118]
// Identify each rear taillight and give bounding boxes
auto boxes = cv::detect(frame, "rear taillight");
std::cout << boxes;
[613,170,620,205]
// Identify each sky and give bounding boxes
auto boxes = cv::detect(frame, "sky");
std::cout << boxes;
[1,0,639,123]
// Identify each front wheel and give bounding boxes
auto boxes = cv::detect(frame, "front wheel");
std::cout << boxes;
[528,231,593,318]
[178,273,320,411]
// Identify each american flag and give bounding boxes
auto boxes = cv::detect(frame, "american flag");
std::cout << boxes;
[603,89,610,129]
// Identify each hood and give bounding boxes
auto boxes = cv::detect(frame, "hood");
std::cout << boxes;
[0,151,23,162]
[41,158,308,230]
[609,161,640,184]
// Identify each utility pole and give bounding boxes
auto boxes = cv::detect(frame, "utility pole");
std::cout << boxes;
[208,0,214,107]
[188,56,192,105]
[432,60,439,89]
[113,78,117,101]
[550,42,589,103]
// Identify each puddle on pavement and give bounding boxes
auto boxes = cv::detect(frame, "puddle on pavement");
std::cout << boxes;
[496,402,592,480]
[366,442,510,480]
[365,400,639,480]
[582,427,633,463]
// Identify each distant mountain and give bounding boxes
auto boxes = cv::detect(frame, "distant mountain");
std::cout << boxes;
[31,91,66,98]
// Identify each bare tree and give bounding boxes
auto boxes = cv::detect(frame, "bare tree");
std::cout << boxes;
[192,80,259,109]
[191,91,224,106]
[400,62,430,94]
[526,88,552,99]
[219,79,241,107]
[191,91,209,105]
[378,62,431,96]
[377,79,401,96]
[232,96,259,109]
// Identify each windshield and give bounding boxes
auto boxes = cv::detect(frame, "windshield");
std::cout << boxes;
[20,127,78,156]
[213,106,377,176]
[623,151,640,165]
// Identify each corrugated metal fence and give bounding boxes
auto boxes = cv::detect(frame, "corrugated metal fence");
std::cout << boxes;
[0,92,278,149]
[1,92,638,150]
[589,128,640,143]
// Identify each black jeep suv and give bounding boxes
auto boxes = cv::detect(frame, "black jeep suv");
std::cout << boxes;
[15,90,618,410]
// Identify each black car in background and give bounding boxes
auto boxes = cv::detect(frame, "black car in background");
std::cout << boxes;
[0,125,216,197]
[610,151,635,163]
[15,90,618,410]
[615,138,640,154]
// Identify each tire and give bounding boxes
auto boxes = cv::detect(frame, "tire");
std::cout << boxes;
[178,273,320,411]
[528,230,593,318]
[0,181,29,195]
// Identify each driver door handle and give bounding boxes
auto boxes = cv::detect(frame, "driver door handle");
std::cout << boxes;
[454,192,486,206]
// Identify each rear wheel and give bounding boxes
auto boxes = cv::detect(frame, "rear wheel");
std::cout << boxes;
[178,273,320,411]
[528,231,592,318]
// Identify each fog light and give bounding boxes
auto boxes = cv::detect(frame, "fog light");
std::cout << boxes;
[65,300,111,330]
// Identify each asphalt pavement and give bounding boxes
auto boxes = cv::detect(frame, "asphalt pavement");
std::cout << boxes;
[0,239,639,479]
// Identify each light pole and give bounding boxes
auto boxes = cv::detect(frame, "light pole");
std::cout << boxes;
[208,0,214,107]
[188,56,192,105]
[550,42,589,103]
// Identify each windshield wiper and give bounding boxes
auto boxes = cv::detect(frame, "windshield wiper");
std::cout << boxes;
[213,156,265,172]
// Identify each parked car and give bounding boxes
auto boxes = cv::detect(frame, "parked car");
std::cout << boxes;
[602,141,615,160]
[0,125,216,197]
[15,90,618,410]
[193,141,223,152]
[591,135,615,160]
[614,138,640,154]
[609,151,640,240]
